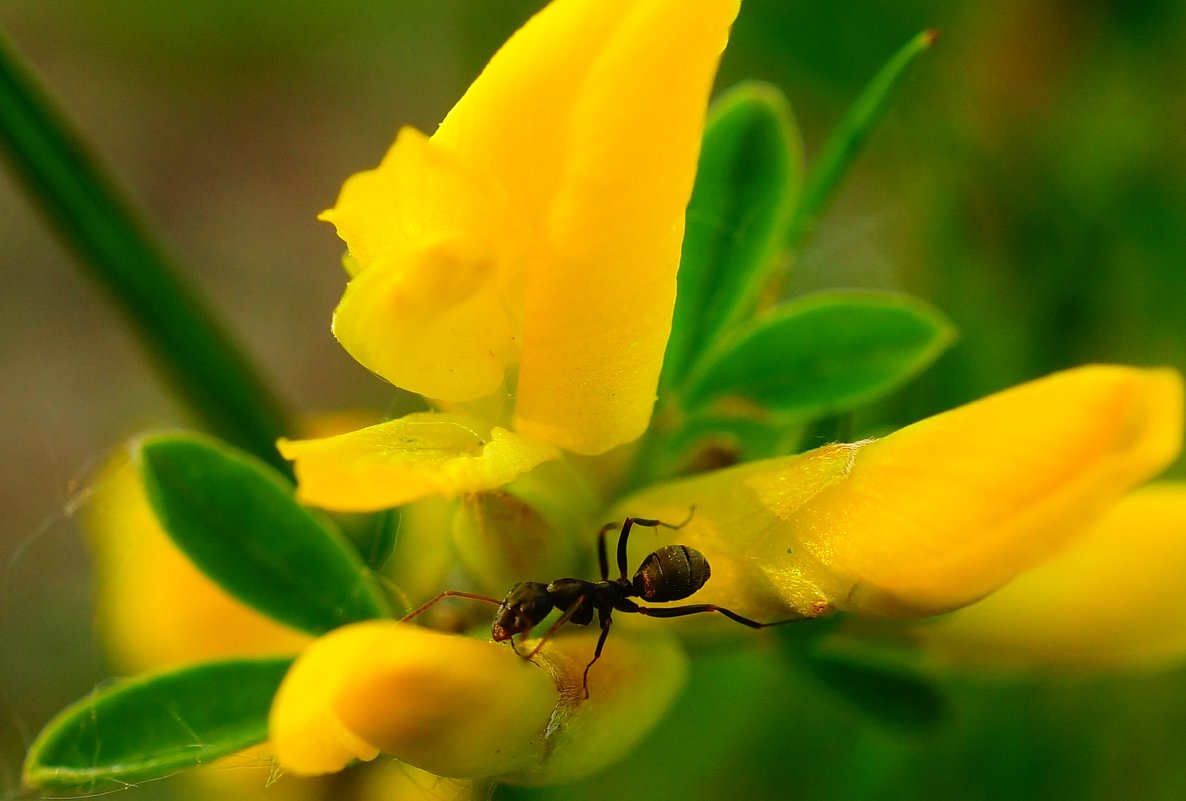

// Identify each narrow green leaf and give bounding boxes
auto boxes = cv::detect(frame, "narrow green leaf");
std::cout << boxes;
[796,648,947,731]
[787,29,938,248]
[138,432,390,635]
[663,82,802,392]
[0,33,290,472]
[683,290,955,417]
[24,657,293,790]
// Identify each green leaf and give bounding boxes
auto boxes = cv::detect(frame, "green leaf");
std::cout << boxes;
[363,508,400,572]
[683,290,955,417]
[663,82,802,392]
[137,432,390,635]
[24,657,292,790]
[0,33,290,472]
[796,648,947,732]
[787,29,938,248]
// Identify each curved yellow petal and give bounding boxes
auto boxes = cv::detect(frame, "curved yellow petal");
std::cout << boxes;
[85,454,311,674]
[617,366,1184,621]
[279,413,559,512]
[269,620,687,783]
[269,621,556,778]
[331,236,515,401]
[910,482,1186,669]
[323,128,519,400]
[511,0,741,454]
[320,126,512,278]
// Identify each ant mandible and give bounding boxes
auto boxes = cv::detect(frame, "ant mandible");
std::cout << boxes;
[401,510,795,698]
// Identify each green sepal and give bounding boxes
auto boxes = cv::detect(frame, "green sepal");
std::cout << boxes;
[787,29,938,248]
[683,290,955,418]
[24,657,293,791]
[137,431,390,635]
[663,81,802,392]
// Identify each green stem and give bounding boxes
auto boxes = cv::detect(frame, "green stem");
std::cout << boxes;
[0,31,291,473]
[786,29,938,249]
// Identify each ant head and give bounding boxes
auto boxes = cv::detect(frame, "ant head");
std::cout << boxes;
[491,581,553,641]
[633,544,711,602]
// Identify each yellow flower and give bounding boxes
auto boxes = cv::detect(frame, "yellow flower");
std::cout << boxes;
[80,0,1186,790]
[279,0,742,512]
[251,0,1186,785]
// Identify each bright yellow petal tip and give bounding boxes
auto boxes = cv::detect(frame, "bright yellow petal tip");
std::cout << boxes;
[912,482,1186,669]
[278,413,558,512]
[269,621,557,778]
[619,365,1184,621]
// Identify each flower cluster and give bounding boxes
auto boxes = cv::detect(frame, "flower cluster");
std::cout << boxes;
[25,0,1186,797]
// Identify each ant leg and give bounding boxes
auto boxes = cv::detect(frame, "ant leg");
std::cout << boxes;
[613,506,697,580]
[581,610,613,699]
[524,598,588,659]
[632,602,801,628]
[595,522,617,581]
[399,590,502,624]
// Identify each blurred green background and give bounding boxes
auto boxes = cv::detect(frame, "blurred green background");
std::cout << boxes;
[2,1,1184,799]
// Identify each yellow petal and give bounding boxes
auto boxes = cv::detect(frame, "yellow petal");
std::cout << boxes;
[434,0,654,225]
[909,482,1186,669]
[617,366,1184,621]
[269,620,687,783]
[331,236,515,401]
[269,621,557,778]
[323,128,521,400]
[320,126,512,278]
[278,412,558,512]
[510,0,741,454]
[85,453,310,674]
[324,1,737,424]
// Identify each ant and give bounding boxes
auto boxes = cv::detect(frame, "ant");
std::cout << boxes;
[401,511,796,697]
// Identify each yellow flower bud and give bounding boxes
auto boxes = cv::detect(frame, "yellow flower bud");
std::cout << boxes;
[619,365,1183,622]
[269,621,686,783]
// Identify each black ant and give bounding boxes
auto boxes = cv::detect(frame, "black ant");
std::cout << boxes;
[401,511,796,697]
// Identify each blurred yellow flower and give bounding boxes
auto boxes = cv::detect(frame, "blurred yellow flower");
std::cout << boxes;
[85,454,310,674]
[908,480,1186,669]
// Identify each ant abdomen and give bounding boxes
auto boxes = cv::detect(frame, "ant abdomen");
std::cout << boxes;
[632,544,711,602]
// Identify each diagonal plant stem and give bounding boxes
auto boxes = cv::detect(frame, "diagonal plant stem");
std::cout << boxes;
[0,32,291,473]
[786,29,939,249]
